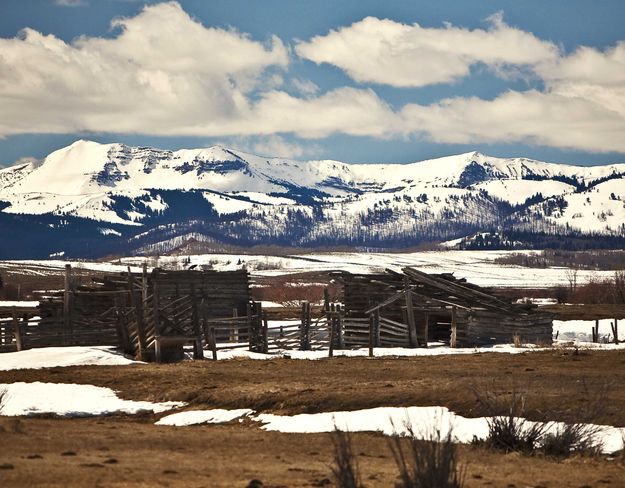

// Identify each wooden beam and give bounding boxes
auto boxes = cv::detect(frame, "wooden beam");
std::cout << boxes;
[403,267,516,314]
[368,312,374,357]
[404,277,418,347]
[450,306,457,348]
[63,264,71,345]
[12,307,23,351]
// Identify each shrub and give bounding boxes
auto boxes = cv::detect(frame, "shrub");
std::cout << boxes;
[472,382,607,458]
[388,422,464,488]
[540,422,603,457]
[481,411,546,453]
[330,428,362,488]
[472,387,546,453]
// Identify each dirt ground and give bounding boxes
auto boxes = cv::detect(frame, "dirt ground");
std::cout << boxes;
[1,417,624,488]
[2,350,625,487]
[3,349,625,424]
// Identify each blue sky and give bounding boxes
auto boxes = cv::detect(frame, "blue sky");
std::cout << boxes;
[1,0,625,166]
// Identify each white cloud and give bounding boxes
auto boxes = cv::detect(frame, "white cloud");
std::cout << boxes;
[399,90,625,153]
[1,6,624,154]
[225,135,321,159]
[54,0,86,6]
[291,78,320,96]
[295,14,558,88]
[0,1,288,136]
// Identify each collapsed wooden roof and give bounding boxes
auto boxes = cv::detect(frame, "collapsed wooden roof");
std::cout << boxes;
[337,266,543,316]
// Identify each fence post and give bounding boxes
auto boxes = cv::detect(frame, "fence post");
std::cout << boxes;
[232,307,239,343]
[300,301,311,351]
[130,268,147,360]
[246,302,254,351]
[209,326,217,360]
[369,312,375,357]
[337,304,344,349]
[262,310,269,354]
[595,319,600,343]
[374,309,380,347]
[404,281,418,347]
[450,306,458,348]
[190,284,203,360]
[12,307,23,352]
[612,319,619,345]
[328,311,335,358]
[63,264,72,345]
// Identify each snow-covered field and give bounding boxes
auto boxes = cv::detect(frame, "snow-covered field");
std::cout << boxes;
[2,249,620,288]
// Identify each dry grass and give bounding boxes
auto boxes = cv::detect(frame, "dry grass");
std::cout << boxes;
[473,388,546,453]
[330,427,363,488]
[472,381,609,458]
[389,421,464,488]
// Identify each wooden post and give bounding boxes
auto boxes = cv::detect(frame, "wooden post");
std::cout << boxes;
[190,284,203,360]
[595,319,600,343]
[423,312,429,348]
[337,304,344,349]
[450,306,458,348]
[231,307,239,343]
[63,264,72,345]
[142,262,148,305]
[262,311,269,354]
[300,301,311,351]
[368,312,375,357]
[328,303,337,351]
[328,312,335,358]
[209,326,217,360]
[611,319,619,345]
[113,295,130,353]
[591,326,596,343]
[404,280,418,347]
[371,309,379,347]
[129,268,147,360]
[324,288,330,312]
[12,308,23,352]
[246,302,253,351]
[154,337,162,363]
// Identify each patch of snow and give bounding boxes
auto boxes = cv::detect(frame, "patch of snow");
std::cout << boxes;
[0,382,182,417]
[0,300,39,308]
[155,409,253,426]
[0,346,140,371]
[554,319,624,343]
[153,405,625,454]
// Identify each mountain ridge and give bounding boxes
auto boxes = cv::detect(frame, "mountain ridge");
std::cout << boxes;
[1,140,624,258]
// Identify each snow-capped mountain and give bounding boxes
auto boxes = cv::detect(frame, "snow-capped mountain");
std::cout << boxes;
[1,140,624,258]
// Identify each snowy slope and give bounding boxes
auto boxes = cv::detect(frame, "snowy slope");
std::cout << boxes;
[1,140,624,255]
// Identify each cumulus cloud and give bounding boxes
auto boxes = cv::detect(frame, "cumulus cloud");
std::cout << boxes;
[1,5,624,154]
[0,1,288,136]
[295,13,559,88]
[399,90,625,153]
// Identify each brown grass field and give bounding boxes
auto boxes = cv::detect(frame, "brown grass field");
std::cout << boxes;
[1,350,625,487]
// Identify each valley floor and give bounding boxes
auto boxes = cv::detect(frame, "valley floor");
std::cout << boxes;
[1,349,625,487]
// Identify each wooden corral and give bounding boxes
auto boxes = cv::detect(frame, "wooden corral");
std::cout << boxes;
[0,265,260,362]
[336,267,554,348]
[1,264,560,359]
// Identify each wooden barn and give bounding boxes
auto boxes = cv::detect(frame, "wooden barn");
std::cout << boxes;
[337,267,553,348]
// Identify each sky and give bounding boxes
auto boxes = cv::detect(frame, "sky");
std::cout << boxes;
[1,0,625,167]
